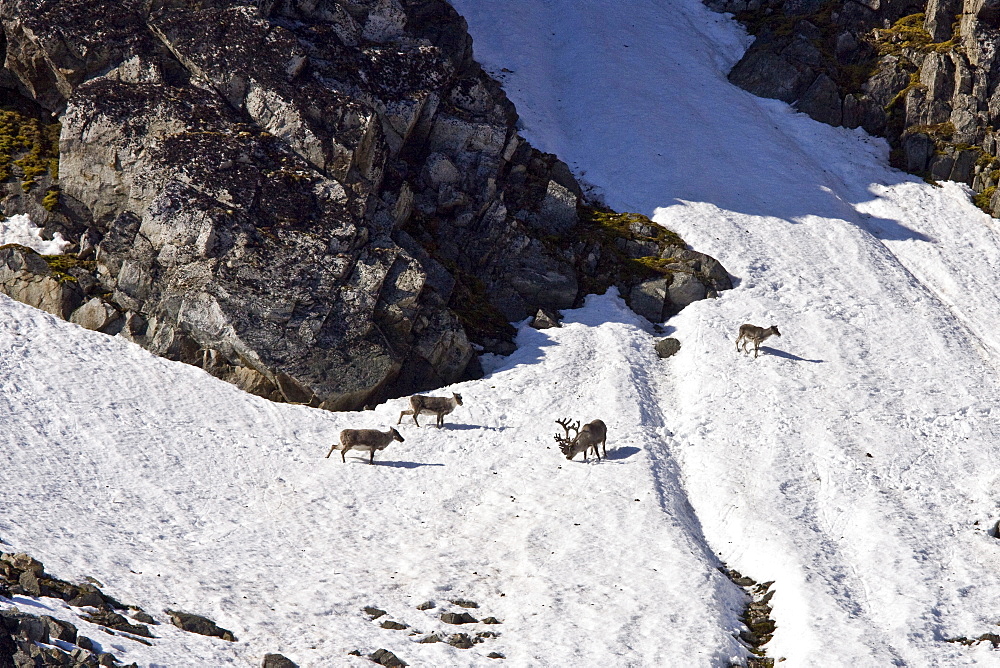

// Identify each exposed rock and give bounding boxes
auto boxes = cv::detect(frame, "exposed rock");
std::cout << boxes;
[447,633,475,649]
[364,606,387,619]
[0,0,732,409]
[1,554,41,576]
[262,654,298,668]
[0,611,47,644]
[69,297,120,332]
[80,609,152,638]
[481,617,503,624]
[449,598,479,608]
[68,585,105,609]
[797,73,842,126]
[165,610,235,641]
[529,308,561,329]
[655,338,682,358]
[379,621,408,630]
[369,648,407,667]
[0,246,83,319]
[40,617,76,644]
[710,0,1000,216]
[630,278,670,323]
[440,611,478,624]
[415,601,435,610]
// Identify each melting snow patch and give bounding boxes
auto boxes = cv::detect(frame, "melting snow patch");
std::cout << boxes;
[0,213,70,255]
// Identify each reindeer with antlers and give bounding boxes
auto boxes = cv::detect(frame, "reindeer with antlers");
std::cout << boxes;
[554,418,608,462]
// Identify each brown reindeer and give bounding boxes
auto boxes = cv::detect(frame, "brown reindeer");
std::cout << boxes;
[736,324,781,359]
[398,393,463,428]
[327,427,404,464]
[554,418,608,462]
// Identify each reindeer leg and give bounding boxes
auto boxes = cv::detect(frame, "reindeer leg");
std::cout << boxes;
[413,411,421,427]
[370,449,375,465]
[325,444,337,459]
[341,447,348,463]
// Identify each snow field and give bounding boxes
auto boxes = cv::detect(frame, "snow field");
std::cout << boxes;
[454,0,1000,664]
[0,213,71,254]
[0,292,748,666]
[4,0,1000,664]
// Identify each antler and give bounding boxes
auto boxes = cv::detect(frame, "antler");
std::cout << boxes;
[554,418,580,445]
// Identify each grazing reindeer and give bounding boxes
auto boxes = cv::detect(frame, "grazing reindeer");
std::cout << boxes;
[326,427,404,465]
[736,324,781,359]
[398,393,463,428]
[554,418,608,462]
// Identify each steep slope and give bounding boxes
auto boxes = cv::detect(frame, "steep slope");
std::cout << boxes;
[454,0,1000,664]
[5,0,1000,666]
[0,291,746,666]
[0,0,728,411]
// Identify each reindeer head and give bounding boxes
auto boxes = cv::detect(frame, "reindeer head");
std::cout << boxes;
[554,418,580,459]
[391,428,405,442]
[770,325,781,337]
[453,393,463,406]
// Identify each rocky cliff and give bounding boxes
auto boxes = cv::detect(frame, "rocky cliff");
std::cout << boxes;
[0,0,730,410]
[709,0,1000,214]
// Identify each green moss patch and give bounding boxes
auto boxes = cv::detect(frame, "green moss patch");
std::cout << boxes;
[40,254,97,283]
[42,187,60,211]
[578,206,684,247]
[974,186,996,213]
[872,14,960,58]
[0,109,60,191]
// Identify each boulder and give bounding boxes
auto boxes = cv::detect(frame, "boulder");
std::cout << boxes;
[70,297,120,332]
[165,610,235,642]
[630,278,669,323]
[0,246,83,319]
[667,272,708,309]
[797,74,842,126]
[261,654,297,668]
[529,308,561,329]
[655,338,682,358]
[440,611,478,625]
[369,648,407,667]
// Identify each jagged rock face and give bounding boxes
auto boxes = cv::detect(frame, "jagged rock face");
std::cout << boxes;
[0,0,730,409]
[711,0,1000,214]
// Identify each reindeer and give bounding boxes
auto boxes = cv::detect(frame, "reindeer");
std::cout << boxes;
[397,393,463,428]
[554,418,608,462]
[736,324,781,359]
[326,427,404,464]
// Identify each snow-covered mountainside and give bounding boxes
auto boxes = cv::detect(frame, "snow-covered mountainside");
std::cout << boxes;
[3,0,1000,666]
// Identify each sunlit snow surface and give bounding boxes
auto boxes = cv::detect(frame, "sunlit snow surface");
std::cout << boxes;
[0,213,70,254]
[453,0,1000,664]
[3,0,1000,666]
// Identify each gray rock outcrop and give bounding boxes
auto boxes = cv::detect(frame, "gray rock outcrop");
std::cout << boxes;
[709,0,1000,215]
[0,0,732,410]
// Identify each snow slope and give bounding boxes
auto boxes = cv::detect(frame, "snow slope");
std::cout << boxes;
[452,0,1000,664]
[3,0,1000,666]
